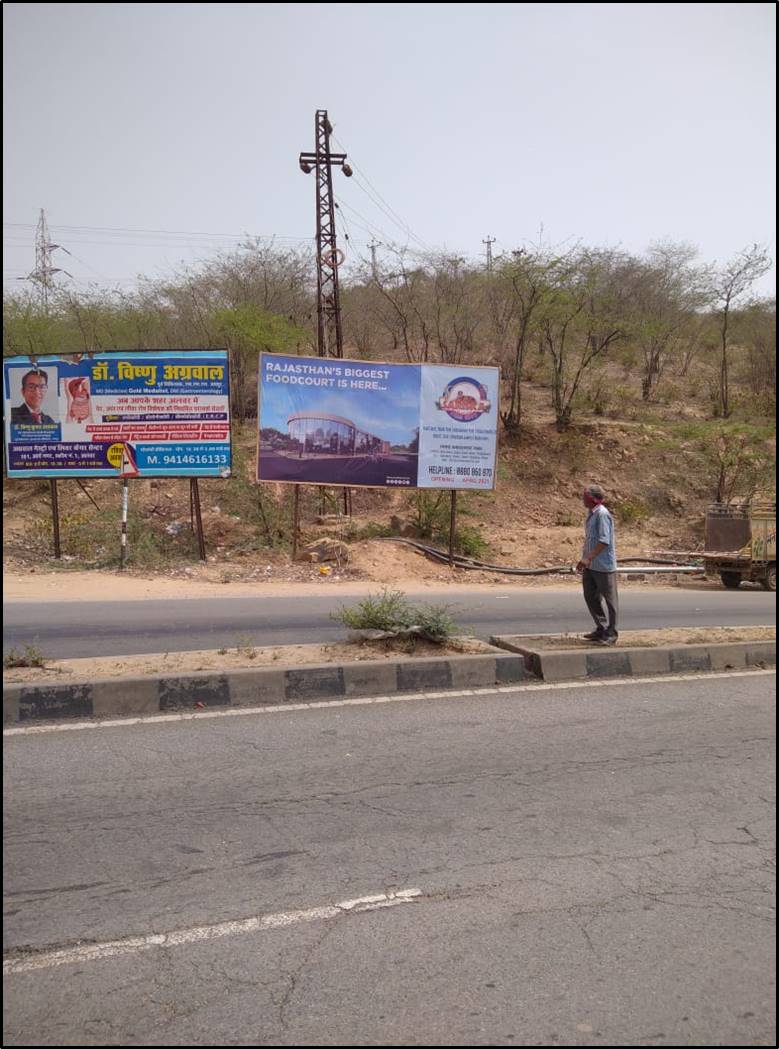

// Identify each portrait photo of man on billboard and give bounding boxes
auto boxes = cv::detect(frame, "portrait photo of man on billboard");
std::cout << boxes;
[10,367,59,425]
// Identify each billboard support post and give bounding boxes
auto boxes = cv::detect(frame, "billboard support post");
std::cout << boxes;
[119,479,129,570]
[449,490,457,568]
[76,479,100,511]
[292,485,301,562]
[190,478,207,562]
[50,480,61,559]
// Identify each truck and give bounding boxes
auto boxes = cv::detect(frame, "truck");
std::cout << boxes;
[703,498,776,592]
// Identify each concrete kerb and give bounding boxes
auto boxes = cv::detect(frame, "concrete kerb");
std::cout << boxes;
[491,635,776,683]
[3,650,533,725]
[5,638,774,725]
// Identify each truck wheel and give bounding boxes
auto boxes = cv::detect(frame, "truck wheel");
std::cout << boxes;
[720,571,742,590]
[760,565,777,592]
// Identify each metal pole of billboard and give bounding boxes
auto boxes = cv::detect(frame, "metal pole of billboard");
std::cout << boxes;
[119,479,129,570]
[50,480,62,559]
[190,479,207,562]
[292,485,301,562]
[449,490,457,568]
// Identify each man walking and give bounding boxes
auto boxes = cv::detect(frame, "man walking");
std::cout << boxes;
[576,483,618,645]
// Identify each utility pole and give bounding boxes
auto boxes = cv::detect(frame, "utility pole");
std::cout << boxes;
[369,239,380,281]
[299,110,353,358]
[25,208,71,312]
[482,235,496,274]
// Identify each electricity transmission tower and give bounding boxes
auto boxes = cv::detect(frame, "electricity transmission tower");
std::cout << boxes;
[299,110,352,357]
[482,235,496,274]
[25,208,71,311]
[369,239,380,281]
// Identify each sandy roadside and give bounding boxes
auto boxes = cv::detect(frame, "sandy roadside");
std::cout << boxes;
[0,568,712,604]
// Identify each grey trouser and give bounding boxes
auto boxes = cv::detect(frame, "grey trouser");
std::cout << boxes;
[583,569,619,637]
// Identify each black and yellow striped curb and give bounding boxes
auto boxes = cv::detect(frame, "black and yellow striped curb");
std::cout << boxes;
[490,636,776,683]
[3,652,533,724]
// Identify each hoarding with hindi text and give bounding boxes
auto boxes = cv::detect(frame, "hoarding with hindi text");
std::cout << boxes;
[3,351,232,478]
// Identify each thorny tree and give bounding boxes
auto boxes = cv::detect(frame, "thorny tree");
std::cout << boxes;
[710,244,771,418]
[541,249,629,430]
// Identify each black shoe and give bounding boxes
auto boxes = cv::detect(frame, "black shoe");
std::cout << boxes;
[583,630,604,641]
[595,634,617,646]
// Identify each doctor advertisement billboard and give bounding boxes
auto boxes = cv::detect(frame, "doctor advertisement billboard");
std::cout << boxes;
[257,353,498,490]
[3,351,232,478]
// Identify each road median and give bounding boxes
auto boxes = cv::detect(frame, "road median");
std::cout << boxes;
[4,629,775,724]
[490,629,775,683]
[3,649,533,724]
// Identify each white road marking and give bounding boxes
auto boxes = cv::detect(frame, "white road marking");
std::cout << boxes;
[4,668,774,737]
[3,888,423,975]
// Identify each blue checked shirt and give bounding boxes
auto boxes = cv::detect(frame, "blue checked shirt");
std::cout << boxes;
[583,504,617,572]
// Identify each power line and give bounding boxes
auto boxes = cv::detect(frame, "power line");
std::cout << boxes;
[334,200,392,245]
[4,236,279,251]
[330,131,431,252]
[3,222,314,242]
[350,171,429,253]
[334,198,421,257]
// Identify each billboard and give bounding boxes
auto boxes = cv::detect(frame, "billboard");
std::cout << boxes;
[3,351,232,478]
[257,353,498,490]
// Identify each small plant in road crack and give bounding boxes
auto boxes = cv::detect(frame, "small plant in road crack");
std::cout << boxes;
[4,644,47,669]
[235,635,258,659]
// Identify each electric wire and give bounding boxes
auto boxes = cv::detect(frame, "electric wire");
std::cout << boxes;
[330,132,431,252]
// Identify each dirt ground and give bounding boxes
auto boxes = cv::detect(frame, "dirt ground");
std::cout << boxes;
[2,409,717,590]
[3,635,495,684]
[3,552,713,604]
[499,626,776,651]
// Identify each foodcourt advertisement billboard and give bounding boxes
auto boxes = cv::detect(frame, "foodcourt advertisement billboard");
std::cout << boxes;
[258,353,498,490]
[3,351,232,478]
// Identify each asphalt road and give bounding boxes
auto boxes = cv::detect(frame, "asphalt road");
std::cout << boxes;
[3,584,776,659]
[3,672,775,1045]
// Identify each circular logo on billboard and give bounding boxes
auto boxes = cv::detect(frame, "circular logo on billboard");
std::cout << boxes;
[436,377,491,422]
[106,443,125,469]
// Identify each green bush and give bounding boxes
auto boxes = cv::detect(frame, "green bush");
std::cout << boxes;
[614,499,650,526]
[335,588,414,633]
[353,521,397,540]
[333,588,459,642]
[409,491,449,538]
[407,602,459,641]
[213,428,291,547]
[450,524,489,560]
[4,644,46,669]
[583,380,611,416]
[59,507,199,568]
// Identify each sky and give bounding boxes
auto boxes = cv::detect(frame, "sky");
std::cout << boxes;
[3,3,776,298]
